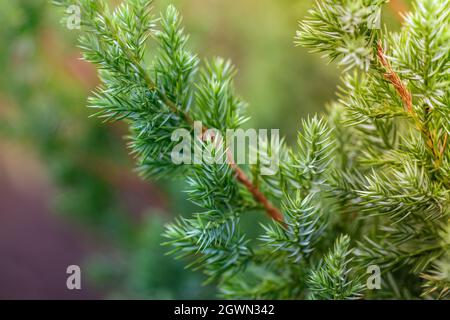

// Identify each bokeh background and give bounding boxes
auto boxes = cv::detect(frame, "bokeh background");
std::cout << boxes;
[0,0,404,299]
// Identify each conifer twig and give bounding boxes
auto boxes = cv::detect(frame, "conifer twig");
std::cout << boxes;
[377,41,442,164]
[160,74,284,224]
[100,6,284,224]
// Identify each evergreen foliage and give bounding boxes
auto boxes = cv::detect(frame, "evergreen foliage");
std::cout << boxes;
[55,0,450,299]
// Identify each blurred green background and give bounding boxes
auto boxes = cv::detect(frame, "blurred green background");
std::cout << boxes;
[0,0,404,299]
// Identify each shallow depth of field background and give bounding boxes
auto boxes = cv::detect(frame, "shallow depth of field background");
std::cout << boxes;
[0,0,403,299]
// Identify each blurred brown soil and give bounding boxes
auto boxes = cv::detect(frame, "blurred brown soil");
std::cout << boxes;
[0,137,169,299]
[0,141,101,299]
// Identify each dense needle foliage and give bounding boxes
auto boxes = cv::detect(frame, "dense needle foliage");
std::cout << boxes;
[54,0,450,299]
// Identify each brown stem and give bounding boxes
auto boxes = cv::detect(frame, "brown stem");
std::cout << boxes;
[221,147,284,224]
[204,130,284,224]
[377,42,446,167]
[377,42,413,113]
[233,164,285,223]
